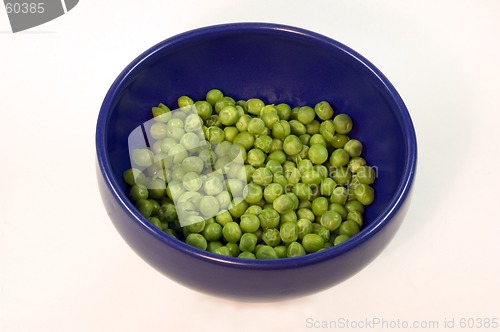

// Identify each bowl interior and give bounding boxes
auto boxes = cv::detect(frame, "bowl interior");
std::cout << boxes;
[100,23,414,250]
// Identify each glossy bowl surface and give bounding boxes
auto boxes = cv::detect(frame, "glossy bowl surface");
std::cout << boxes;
[96,22,417,301]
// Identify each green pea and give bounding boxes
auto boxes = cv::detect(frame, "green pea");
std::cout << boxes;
[206,89,223,106]
[312,196,329,217]
[182,171,203,192]
[252,167,273,186]
[235,114,252,132]
[356,166,377,185]
[320,210,342,231]
[353,183,375,205]
[178,95,194,109]
[284,167,301,185]
[301,170,322,186]
[269,138,284,153]
[236,165,255,183]
[275,103,292,120]
[214,246,232,257]
[199,196,220,218]
[222,221,242,243]
[202,222,223,241]
[264,183,284,203]
[299,134,311,146]
[246,98,264,116]
[243,183,263,204]
[233,132,255,150]
[289,120,307,136]
[306,120,321,135]
[333,234,350,246]
[330,186,348,205]
[247,148,266,167]
[280,222,299,243]
[207,241,224,253]
[135,198,154,217]
[329,203,348,219]
[266,159,283,174]
[297,218,313,239]
[206,126,225,143]
[330,134,349,148]
[129,184,149,201]
[259,208,281,229]
[344,139,363,157]
[219,105,240,126]
[248,117,267,135]
[348,156,367,173]
[345,199,365,214]
[273,194,294,214]
[283,135,303,156]
[267,150,286,164]
[297,106,316,124]
[287,242,306,257]
[203,176,224,196]
[186,233,208,250]
[274,245,287,258]
[329,148,350,167]
[254,134,273,153]
[280,210,297,224]
[347,210,363,227]
[319,120,335,143]
[225,242,240,257]
[293,182,313,201]
[302,233,325,253]
[181,156,204,174]
[239,233,258,252]
[339,220,360,236]
[131,148,154,168]
[332,166,352,185]
[297,208,315,222]
[184,218,206,234]
[255,245,279,259]
[215,96,236,114]
[240,214,261,233]
[261,111,280,129]
[261,228,281,247]
[320,178,336,196]
[314,101,334,120]
[223,126,239,142]
[152,104,172,123]
[272,120,291,139]
[195,100,213,120]
[238,251,256,259]
[333,113,353,134]
[308,144,329,165]
[215,210,233,226]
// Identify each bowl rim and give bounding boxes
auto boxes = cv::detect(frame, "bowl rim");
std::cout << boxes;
[96,22,417,270]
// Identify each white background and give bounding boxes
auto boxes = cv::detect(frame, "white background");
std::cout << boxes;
[1,1,499,331]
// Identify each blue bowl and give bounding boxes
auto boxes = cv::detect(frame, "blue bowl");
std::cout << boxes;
[96,23,417,301]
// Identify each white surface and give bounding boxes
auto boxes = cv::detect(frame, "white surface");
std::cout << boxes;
[1,1,499,331]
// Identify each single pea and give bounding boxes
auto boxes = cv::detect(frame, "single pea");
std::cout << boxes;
[319,120,336,143]
[275,103,292,120]
[240,214,261,233]
[297,106,316,124]
[308,144,329,165]
[248,117,267,135]
[148,216,162,229]
[182,172,203,192]
[313,224,330,242]
[320,210,342,231]
[339,220,360,236]
[345,199,365,214]
[131,148,154,167]
[291,182,312,201]
[296,218,313,239]
[207,241,224,253]
[184,114,203,132]
[297,208,315,222]
[261,228,281,247]
[280,210,297,225]
[329,203,348,219]
[297,159,313,174]
[224,243,239,257]
[301,170,322,186]
[223,126,239,142]
[283,135,303,156]
[333,114,353,134]
[273,194,294,214]
[264,183,284,203]
[286,192,299,210]
[214,96,236,114]
[255,245,279,259]
[289,120,307,136]
[239,232,259,252]
[194,100,213,120]
[329,148,350,167]
[184,219,206,234]
[186,233,208,250]
[245,205,263,215]
[320,178,336,197]
[246,98,265,116]
[284,167,301,185]
[272,120,291,139]
[206,126,225,143]
[202,222,223,241]
[261,111,280,129]
[287,242,306,257]
[235,114,252,132]
[344,139,363,158]
[347,210,363,227]
[333,234,350,246]
[273,173,288,188]
[247,148,266,167]
[203,176,224,196]
[314,101,334,120]
[135,198,154,217]
[236,164,255,183]
[152,104,172,123]
[206,89,223,106]
[178,95,194,109]
[123,168,146,187]
[274,245,287,259]
[302,233,325,253]
[254,134,273,153]
[243,183,263,204]
[269,138,284,153]
[306,120,321,135]
[332,166,352,185]
[199,196,220,218]
[219,105,239,126]
[238,251,256,259]
[356,166,377,185]
[348,156,367,173]
[259,208,281,229]
[233,132,255,150]
[353,183,375,205]
[214,246,232,257]
[181,156,204,174]
[330,186,348,205]
[150,122,169,140]
[266,150,286,165]
[312,196,329,217]
[266,159,283,174]
[252,167,273,186]
[299,134,311,146]
[280,222,299,244]
[129,184,149,201]
[215,210,233,226]
[222,221,242,243]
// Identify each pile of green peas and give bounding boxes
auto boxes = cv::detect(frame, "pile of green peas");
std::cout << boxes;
[123,89,377,259]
